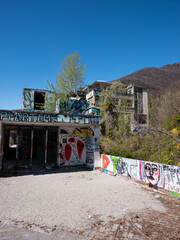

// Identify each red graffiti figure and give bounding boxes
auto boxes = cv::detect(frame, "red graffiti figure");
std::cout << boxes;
[69,137,75,143]
[65,144,72,161]
[102,155,110,169]
[59,153,65,165]
[59,153,64,160]
[77,140,84,159]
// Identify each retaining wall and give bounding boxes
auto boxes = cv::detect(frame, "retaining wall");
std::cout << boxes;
[101,154,180,194]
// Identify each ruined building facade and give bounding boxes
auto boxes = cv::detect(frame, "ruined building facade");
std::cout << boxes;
[0,88,102,172]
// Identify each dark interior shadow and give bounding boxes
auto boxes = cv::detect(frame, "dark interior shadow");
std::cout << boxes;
[0,165,93,178]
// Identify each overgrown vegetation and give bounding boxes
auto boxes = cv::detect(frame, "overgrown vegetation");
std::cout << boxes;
[100,83,180,166]
[99,82,133,135]
[100,134,180,166]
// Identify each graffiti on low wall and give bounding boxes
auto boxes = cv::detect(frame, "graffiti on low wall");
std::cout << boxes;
[101,154,180,193]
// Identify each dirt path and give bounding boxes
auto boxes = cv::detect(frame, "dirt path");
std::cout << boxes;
[0,170,178,239]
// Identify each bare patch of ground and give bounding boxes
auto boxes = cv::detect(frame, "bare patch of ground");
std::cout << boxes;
[0,170,179,239]
[85,193,180,240]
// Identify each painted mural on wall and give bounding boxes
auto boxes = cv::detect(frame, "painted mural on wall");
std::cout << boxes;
[73,127,95,164]
[58,99,89,115]
[101,154,180,193]
[0,110,102,125]
[23,88,56,112]
[58,134,86,166]
[73,127,94,136]
[94,126,100,151]
[45,91,56,112]
[58,127,97,167]
[23,89,34,111]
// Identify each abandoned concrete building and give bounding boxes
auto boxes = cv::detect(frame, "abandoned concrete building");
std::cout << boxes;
[82,81,148,133]
[0,88,102,172]
[125,84,148,132]
[82,80,111,115]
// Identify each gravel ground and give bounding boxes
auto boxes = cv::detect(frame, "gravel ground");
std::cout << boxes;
[0,170,166,239]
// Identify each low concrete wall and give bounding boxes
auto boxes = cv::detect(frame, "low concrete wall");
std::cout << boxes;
[101,154,180,194]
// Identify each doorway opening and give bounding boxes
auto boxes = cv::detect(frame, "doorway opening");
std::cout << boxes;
[33,128,45,167]
[47,128,58,166]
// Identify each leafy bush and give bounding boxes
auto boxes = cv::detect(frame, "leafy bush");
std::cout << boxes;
[100,134,180,165]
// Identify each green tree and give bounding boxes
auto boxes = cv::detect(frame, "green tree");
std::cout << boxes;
[99,82,127,110]
[99,82,132,135]
[47,50,87,99]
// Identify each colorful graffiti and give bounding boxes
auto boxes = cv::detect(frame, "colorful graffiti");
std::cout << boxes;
[23,89,34,110]
[58,99,89,115]
[0,110,102,125]
[58,126,98,167]
[73,128,94,136]
[23,88,56,112]
[59,134,86,166]
[73,127,95,165]
[101,154,180,193]
[144,162,159,187]
[94,126,100,151]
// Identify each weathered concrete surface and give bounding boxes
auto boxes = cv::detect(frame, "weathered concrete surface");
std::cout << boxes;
[0,171,166,239]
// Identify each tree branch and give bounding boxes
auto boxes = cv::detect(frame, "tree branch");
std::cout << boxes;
[150,127,180,144]
[171,103,180,114]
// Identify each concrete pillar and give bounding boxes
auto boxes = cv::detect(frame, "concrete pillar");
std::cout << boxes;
[45,128,48,165]
[57,127,60,166]
[30,128,34,168]
[93,125,101,169]
[15,127,20,168]
[143,89,148,115]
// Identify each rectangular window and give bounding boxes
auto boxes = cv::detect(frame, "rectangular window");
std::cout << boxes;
[34,91,45,110]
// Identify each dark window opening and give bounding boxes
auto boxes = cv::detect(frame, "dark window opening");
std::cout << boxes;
[134,114,147,124]
[34,91,45,110]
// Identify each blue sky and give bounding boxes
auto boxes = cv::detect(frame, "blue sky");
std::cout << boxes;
[0,0,180,110]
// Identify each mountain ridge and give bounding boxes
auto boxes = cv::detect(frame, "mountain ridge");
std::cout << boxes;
[113,62,180,92]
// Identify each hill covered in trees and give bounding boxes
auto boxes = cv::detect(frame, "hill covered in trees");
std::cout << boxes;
[100,62,180,166]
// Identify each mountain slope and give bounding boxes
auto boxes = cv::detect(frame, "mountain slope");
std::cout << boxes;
[113,62,180,92]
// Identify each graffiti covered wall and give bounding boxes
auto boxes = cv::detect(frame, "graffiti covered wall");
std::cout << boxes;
[101,154,180,193]
[0,110,102,125]
[58,134,86,166]
[58,126,99,168]
[23,89,34,111]
[58,99,89,115]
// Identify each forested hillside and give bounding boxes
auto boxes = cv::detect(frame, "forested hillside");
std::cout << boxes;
[100,62,180,166]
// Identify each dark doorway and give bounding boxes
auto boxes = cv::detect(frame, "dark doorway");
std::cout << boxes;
[3,126,18,170]
[19,127,31,168]
[33,128,45,167]
[47,128,58,166]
